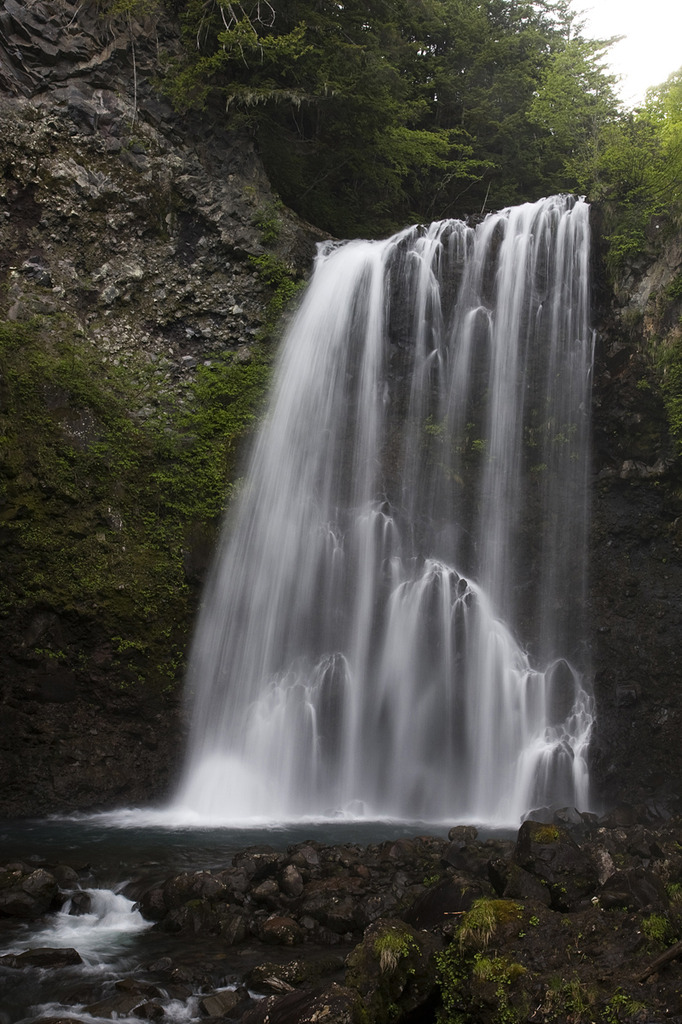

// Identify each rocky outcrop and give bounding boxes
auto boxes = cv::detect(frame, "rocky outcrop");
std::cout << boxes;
[6,820,682,1023]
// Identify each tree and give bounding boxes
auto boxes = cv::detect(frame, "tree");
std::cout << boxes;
[528,33,622,192]
[162,0,625,234]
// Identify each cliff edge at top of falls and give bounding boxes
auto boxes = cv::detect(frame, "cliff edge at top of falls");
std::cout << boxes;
[0,0,323,817]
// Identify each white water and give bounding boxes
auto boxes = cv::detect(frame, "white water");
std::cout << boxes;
[174,195,595,827]
[9,888,152,957]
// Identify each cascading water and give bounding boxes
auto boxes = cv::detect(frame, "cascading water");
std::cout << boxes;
[174,195,595,827]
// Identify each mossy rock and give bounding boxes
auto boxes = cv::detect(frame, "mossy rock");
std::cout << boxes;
[345,918,440,1024]
[512,821,600,911]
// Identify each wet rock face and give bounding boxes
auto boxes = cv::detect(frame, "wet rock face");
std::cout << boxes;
[0,0,321,819]
[590,209,682,816]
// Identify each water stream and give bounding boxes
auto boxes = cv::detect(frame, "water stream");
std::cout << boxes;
[0,819,454,1023]
[174,195,595,827]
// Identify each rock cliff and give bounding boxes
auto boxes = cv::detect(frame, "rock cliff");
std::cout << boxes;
[0,0,319,816]
[590,209,682,817]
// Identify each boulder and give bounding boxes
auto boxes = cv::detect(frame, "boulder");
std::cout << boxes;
[240,982,362,1024]
[260,914,305,946]
[345,918,440,1024]
[246,956,344,993]
[0,946,82,969]
[0,867,59,918]
[198,987,249,1017]
[403,876,484,932]
[233,847,284,882]
[512,820,600,910]
[280,864,304,897]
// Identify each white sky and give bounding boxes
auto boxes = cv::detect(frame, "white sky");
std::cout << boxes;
[580,0,682,106]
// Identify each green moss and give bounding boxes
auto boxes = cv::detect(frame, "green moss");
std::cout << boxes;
[664,272,682,302]
[346,921,426,1024]
[656,337,682,453]
[531,824,561,844]
[0,314,273,689]
[252,198,284,245]
[641,912,674,946]
[666,882,682,904]
[248,252,306,336]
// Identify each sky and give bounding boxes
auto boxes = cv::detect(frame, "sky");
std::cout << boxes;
[581,0,682,106]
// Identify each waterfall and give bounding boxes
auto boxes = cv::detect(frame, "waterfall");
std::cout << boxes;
[174,195,595,827]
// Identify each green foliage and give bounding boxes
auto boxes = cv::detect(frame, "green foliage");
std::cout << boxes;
[602,989,647,1024]
[435,941,470,1024]
[164,0,620,235]
[252,198,283,245]
[436,945,527,1024]
[0,314,272,688]
[657,338,682,454]
[588,68,682,273]
[541,975,597,1021]
[458,898,524,951]
[372,925,419,975]
[667,882,682,904]
[665,273,682,302]
[528,34,621,192]
[249,253,306,334]
[640,912,674,946]
[471,955,527,1024]
[149,346,271,524]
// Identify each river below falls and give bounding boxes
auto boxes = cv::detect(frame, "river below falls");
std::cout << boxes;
[0,816,469,1024]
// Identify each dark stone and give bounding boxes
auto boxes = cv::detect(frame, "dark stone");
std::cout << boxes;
[260,914,305,946]
[599,868,669,911]
[246,958,343,993]
[402,877,481,931]
[502,862,552,906]
[0,867,58,918]
[251,878,280,907]
[233,848,284,882]
[198,987,249,1017]
[68,890,92,916]
[135,1004,165,1021]
[53,864,79,887]
[288,844,321,872]
[488,857,509,895]
[240,983,362,1024]
[353,892,400,929]
[162,870,226,910]
[85,992,148,1017]
[2,946,82,968]
[448,825,479,844]
[280,864,304,897]
[138,885,166,921]
[512,820,600,910]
